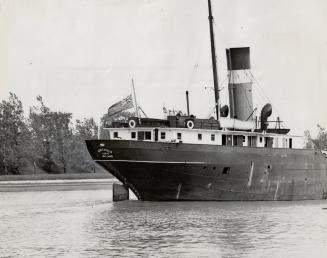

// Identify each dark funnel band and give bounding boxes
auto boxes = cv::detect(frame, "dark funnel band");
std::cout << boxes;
[226,47,251,70]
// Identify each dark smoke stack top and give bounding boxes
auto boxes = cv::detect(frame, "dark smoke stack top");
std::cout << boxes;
[226,47,251,70]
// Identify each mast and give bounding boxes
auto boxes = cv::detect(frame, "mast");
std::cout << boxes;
[207,0,220,121]
[131,79,141,124]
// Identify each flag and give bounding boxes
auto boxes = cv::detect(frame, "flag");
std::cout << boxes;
[107,94,133,116]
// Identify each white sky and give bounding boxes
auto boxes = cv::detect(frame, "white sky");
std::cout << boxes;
[1,0,327,135]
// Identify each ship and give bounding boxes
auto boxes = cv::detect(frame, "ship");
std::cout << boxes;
[86,0,327,201]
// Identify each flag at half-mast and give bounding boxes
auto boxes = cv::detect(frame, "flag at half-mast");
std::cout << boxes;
[107,94,134,116]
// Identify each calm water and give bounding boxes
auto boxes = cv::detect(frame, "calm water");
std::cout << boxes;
[1,185,327,258]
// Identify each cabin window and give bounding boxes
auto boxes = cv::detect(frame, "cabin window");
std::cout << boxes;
[222,135,227,146]
[227,135,232,146]
[233,135,243,146]
[248,136,257,147]
[131,132,136,139]
[145,131,151,140]
[177,133,182,140]
[198,134,202,141]
[264,137,273,148]
[260,137,263,143]
[289,138,293,149]
[243,136,246,143]
[138,131,145,140]
[233,135,238,146]
[222,167,230,175]
[211,134,215,141]
[113,132,118,138]
[222,135,232,146]
[161,132,166,140]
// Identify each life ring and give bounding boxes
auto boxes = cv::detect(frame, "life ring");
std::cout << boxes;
[186,120,194,129]
[128,119,136,128]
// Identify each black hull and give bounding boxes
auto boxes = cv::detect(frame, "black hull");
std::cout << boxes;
[86,140,327,201]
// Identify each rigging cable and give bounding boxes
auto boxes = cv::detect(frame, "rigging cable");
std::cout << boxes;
[248,70,289,129]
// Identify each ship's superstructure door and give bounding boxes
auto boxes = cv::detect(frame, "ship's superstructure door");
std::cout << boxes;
[154,129,158,142]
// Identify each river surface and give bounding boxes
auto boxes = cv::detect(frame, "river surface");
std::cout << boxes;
[1,182,327,257]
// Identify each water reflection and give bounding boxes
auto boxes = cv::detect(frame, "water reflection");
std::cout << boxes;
[1,189,327,257]
[87,200,327,258]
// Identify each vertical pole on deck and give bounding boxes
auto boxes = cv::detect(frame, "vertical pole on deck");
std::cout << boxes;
[132,79,141,125]
[186,91,190,116]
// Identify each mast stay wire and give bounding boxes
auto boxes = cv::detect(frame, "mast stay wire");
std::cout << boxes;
[247,70,288,129]
[212,20,272,110]
[242,70,267,110]
[244,70,270,104]
[186,22,208,90]
[211,19,286,127]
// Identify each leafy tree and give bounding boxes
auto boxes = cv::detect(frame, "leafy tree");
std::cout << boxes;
[304,130,314,149]
[69,118,99,173]
[29,96,72,173]
[304,125,327,151]
[311,125,327,150]
[0,93,31,174]
[75,118,98,138]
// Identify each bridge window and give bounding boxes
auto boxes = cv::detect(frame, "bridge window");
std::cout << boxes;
[113,132,118,138]
[145,131,151,140]
[198,134,202,141]
[211,134,215,141]
[177,133,182,140]
[161,132,166,139]
[131,132,136,139]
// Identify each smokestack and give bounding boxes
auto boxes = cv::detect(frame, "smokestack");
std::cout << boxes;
[226,47,254,121]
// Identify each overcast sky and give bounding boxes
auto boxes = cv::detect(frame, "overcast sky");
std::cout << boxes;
[1,0,327,135]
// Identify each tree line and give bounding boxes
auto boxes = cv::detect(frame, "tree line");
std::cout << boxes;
[0,93,99,175]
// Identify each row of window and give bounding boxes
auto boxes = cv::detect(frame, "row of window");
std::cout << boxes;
[114,131,152,140]
[112,131,293,148]
[131,131,151,140]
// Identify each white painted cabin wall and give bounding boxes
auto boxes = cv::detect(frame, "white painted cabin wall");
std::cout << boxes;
[106,127,304,149]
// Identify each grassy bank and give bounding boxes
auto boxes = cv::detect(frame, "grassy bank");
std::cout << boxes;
[0,173,113,181]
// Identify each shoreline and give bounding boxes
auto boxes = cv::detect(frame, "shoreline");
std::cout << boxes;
[0,173,113,182]
[0,177,118,192]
